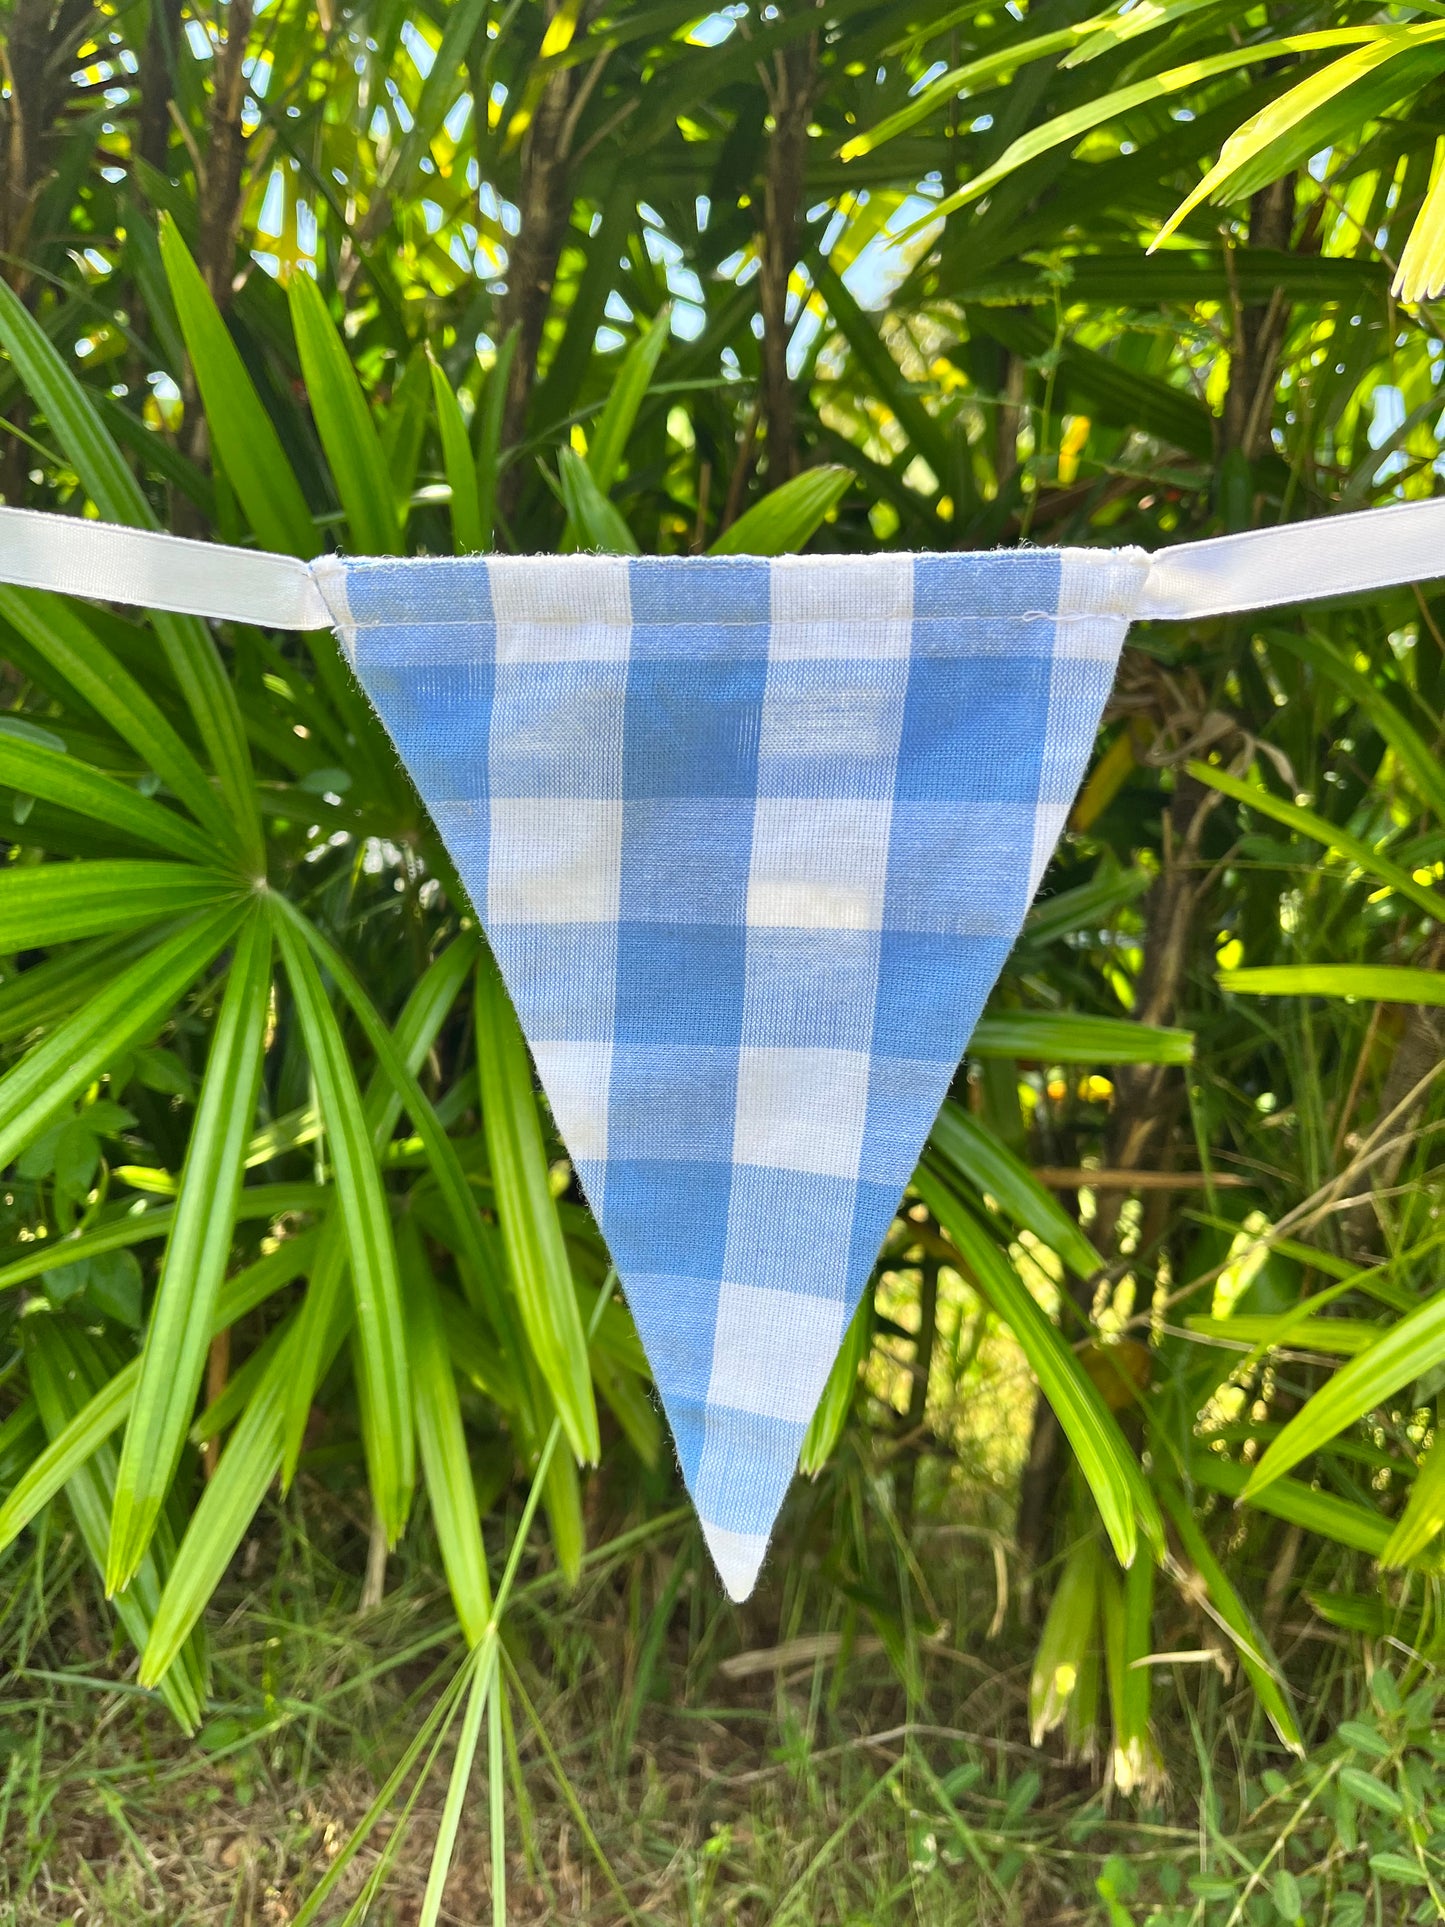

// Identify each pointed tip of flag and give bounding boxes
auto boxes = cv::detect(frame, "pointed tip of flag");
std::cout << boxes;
[701,1519,771,1603]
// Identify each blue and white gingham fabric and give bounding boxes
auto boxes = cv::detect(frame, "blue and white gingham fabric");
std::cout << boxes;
[317,548,1147,1598]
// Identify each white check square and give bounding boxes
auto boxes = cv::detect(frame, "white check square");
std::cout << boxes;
[488,798,622,924]
[487,555,632,662]
[769,554,913,659]
[530,1040,612,1163]
[706,1281,847,1420]
[747,796,892,931]
[733,1044,870,1181]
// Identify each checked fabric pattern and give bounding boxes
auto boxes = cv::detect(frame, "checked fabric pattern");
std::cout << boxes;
[318,547,1146,1599]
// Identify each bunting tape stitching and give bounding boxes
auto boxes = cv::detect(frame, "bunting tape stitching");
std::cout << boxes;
[4,494,1445,628]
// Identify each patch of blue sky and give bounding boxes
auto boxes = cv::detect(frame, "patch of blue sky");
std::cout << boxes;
[644,226,683,268]
[717,248,760,285]
[385,76,414,132]
[257,168,285,238]
[668,265,706,307]
[400,19,435,76]
[841,190,942,311]
[687,6,746,47]
[1370,382,1408,483]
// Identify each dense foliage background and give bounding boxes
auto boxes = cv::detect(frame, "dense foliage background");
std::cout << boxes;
[4,0,1445,1919]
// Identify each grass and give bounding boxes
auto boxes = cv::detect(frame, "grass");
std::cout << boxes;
[5,1426,1442,1927]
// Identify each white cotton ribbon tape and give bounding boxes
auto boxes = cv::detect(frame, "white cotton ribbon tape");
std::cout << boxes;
[0,503,330,629]
[2,494,1445,631]
[1138,493,1445,620]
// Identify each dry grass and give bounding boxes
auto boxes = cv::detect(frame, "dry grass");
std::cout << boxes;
[1,1446,1378,1927]
[5,1449,1394,1927]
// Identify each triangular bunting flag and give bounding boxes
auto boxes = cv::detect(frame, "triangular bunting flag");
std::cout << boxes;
[318,548,1142,1597]
[10,495,1444,1595]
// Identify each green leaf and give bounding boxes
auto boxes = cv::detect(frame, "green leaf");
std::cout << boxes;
[1395,154,1445,303]
[798,1288,874,1477]
[0,275,153,523]
[1340,1766,1405,1817]
[840,19,1096,159]
[1101,1549,1158,1794]
[811,257,953,484]
[557,447,640,554]
[1185,1314,1380,1357]
[906,29,1386,230]
[1159,1483,1303,1754]
[476,327,518,552]
[139,1331,297,1688]
[1030,1531,1101,1744]
[418,1641,497,1927]
[542,1434,585,1584]
[929,1100,1103,1282]
[0,280,259,861]
[969,1011,1195,1065]
[381,345,432,525]
[1366,1850,1427,1881]
[0,587,231,847]
[1193,1454,1395,1558]
[1023,867,1152,946]
[917,1161,1161,1567]
[0,902,247,1171]
[0,932,161,1046]
[1382,1424,1445,1568]
[1221,965,1445,1005]
[159,215,316,558]
[375,0,491,206]
[402,1220,493,1646]
[271,907,494,1292]
[1246,1288,1445,1499]
[586,305,671,493]
[476,946,599,1465]
[278,931,481,1489]
[107,910,271,1593]
[1268,630,1445,826]
[273,908,413,1539]
[289,271,399,555]
[0,1357,134,1551]
[0,1186,318,1294]
[0,1235,317,1555]
[0,734,220,862]
[429,353,483,555]
[0,859,238,950]
[27,1313,207,1730]
[1188,760,1445,924]
[1272,1869,1302,1922]
[1156,33,1444,247]
[708,466,853,557]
